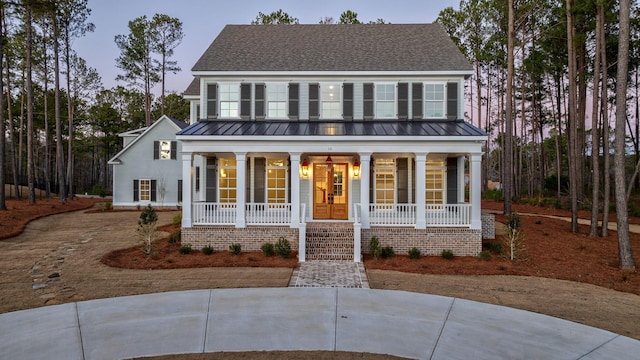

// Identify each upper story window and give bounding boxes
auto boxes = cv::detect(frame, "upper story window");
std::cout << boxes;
[153,140,176,160]
[321,83,341,119]
[376,83,396,118]
[219,83,239,118]
[424,83,446,118]
[267,83,287,118]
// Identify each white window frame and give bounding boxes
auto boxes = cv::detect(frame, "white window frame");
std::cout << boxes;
[375,83,396,119]
[218,83,240,118]
[139,179,151,202]
[159,140,171,160]
[425,160,446,204]
[218,157,237,203]
[266,83,287,119]
[374,158,396,204]
[424,83,446,118]
[266,158,288,203]
[320,83,341,119]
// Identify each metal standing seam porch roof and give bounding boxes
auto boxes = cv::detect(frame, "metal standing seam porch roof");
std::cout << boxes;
[177,120,487,137]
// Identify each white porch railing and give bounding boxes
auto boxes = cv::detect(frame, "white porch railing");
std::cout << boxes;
[192,202,237,225]
[369,204,417,226]
[245,203,292,225]
[355,203,472,227]
[426,204,471,227]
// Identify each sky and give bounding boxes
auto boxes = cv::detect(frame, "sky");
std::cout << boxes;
[74,0,460,97]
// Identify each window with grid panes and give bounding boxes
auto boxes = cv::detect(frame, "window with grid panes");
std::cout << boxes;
[424,83,445,118]
[139,179,151,201]
[425,160,445,204]
[219,84,239,117]
[218,158,237,203]
[267,84,287,118]
[375,83,395,118]
[266,158,287,203]
[374,158,395,204]
[321,84,341,119]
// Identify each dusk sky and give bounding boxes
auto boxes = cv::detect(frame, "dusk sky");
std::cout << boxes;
[75,0,461,97]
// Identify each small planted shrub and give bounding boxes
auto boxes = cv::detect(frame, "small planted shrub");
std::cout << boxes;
[137,204,158,255]
[408,247,421,259]
[229,243,242,255]
[275,237,291,259]
[168,229,181,244]
[261,242,275,257]
[441,249,454,260]
[380,246,395,259]
[179,244,192,254]
[486,242,502,254]
[506,212,521,231]
[479,250,491,261]
[172,213,182,225]
[201,245,214,255]
[99,202,112,211]
[368,236,381,259]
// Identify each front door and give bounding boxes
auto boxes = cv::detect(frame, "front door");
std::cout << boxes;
[313,163,348,219]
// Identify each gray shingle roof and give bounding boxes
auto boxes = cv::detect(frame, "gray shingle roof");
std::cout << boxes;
[177,120,486,137]
[192,24,472,72]
[183,77,200,96]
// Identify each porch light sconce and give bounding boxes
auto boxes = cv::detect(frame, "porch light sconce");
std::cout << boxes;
[326,155,332,164]
[353,159,360,177]
[301,158,309,177]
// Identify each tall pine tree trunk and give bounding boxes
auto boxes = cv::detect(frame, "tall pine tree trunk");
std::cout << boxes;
[0,3,5,210]
[614,0,634,270]
[601,3,611,238]
[566,0,580,232]
[590,2,603,237]
[53,14,66,203]
[25,4,35,204]
[65,27,74,197]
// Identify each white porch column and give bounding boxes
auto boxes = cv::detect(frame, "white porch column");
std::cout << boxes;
[235,152,247,228]
[415,153,427,229]
[359,153,371,229]
[181,153,193,227]
[470,153,482,229]
[290,153,301,228]
[458,156,466,203]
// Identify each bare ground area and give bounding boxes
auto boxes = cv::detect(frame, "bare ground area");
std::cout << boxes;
[2,199,640,360]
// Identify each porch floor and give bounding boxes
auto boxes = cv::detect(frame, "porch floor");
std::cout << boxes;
[288,261,369,288]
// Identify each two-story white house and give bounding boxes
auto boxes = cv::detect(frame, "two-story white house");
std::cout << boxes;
[178,24,487,261]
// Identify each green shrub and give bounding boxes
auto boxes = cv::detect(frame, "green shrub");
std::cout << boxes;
[479,250,491,261]
[275,237,291,259]
[441,249,454,260]
[408,247,421,259]
[168,229,181,244]
[369,236,381,259]
[229,243,242,255]
[99,202,112,211]
[201,245,214,255]
[137,204,158,255]
[90,184,109,198]
[486,242,502,254]
[172,213,182,225]
[483,189,502,201]
[380,246,395,259]
[179,244,191,254]
[261,242,275,257]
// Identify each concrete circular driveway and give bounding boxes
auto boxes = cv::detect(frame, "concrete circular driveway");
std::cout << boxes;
[1,287,639,360]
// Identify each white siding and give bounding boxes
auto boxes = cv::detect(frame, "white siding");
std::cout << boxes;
[300,175,311,221]
[299,82,309,120]
[353,82,364,120]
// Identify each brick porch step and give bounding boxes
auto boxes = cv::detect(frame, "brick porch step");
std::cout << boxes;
[305,223,355,261]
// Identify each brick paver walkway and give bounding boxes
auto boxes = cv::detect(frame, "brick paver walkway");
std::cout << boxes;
[288,261,369,288]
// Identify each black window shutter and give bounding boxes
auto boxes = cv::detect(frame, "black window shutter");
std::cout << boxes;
[343,83,353,120]
[206,157,217,202]
[397,158,409,203]
[254,158,266,203]
[195,166,200,192]
[447,158,458,204]
[150,180,157,201]
[412,83,423,119]
[206,83,217,119]
[133,180,139,201]
[447,82,458,119]
[255,84,265,119]
[363,83,374,119]
[170,141,177,160]
[288,83,299,120]
[178,180,182,203]
[398,83,408,120]
[153,141,159,160]
[240,83,251,119]
[309,84,319,119]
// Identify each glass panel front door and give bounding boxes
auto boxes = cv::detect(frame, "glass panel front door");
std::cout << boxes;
[313,163,348,220]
